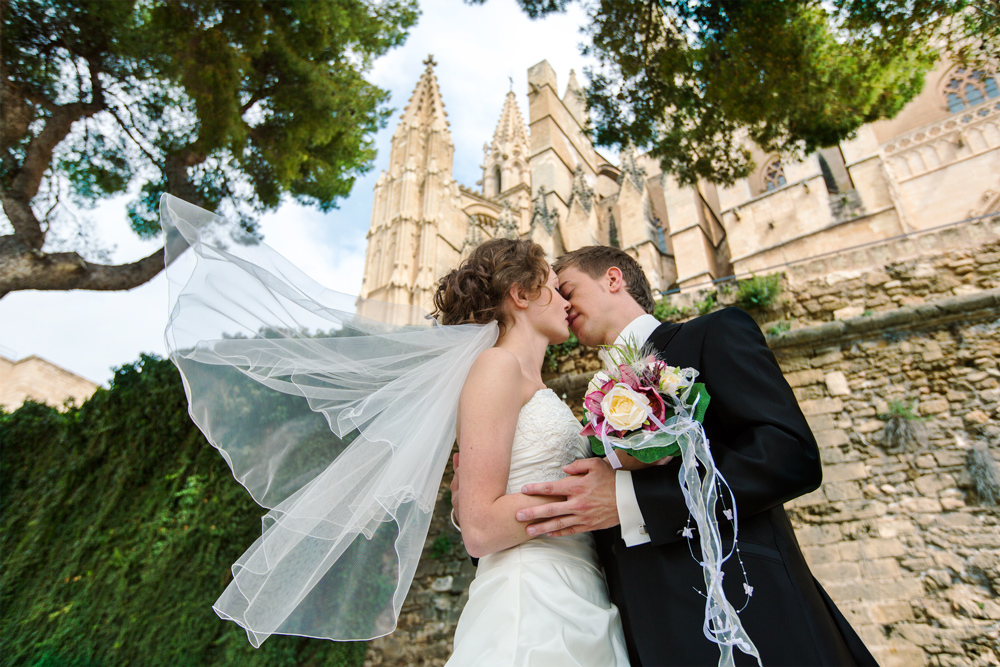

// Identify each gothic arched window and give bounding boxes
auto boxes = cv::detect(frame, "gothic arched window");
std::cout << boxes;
[493,165,502,196]
[763,158,787,192]
[943,68,999,113]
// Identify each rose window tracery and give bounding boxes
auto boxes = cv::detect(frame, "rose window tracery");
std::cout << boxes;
[943,68,999,113]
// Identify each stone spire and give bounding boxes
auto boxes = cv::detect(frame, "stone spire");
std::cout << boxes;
[399,55,450,135]
[491,90,529,152]
[360,55,458,321]
[563,69,586,126]
[482,90,530,198]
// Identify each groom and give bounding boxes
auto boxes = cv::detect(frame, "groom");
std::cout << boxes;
[515,246,877,666]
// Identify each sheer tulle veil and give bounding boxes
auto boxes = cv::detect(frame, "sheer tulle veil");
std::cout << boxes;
[160,194,498,646]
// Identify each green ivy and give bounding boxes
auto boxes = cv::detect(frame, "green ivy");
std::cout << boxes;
[0,355,367,667]
[430,535,452,560]
[735,273,783,311]
[767,321,792,336]
[653,299,691,322]
[545,333,579,372]
[694,293,717,316]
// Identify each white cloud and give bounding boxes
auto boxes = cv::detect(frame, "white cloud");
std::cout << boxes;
[0,0,596,386]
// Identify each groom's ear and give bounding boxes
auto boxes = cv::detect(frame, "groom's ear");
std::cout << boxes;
[606,267,626,294]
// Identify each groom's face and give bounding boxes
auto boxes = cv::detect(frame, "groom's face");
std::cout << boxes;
[556,266,615,347]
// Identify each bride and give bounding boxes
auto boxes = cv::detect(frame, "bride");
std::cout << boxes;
[160,195,628,665]
[432,239,628,665]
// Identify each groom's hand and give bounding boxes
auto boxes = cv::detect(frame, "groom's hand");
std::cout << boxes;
[516,458,619,536]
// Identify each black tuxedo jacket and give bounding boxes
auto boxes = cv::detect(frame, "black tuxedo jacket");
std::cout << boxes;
[594,308,877,666]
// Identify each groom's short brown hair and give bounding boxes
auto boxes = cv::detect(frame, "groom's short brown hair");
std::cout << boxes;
[553,246,655,314]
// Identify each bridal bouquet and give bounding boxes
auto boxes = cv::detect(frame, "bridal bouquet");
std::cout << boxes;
[580,342,762,667]
[580,345,710,469]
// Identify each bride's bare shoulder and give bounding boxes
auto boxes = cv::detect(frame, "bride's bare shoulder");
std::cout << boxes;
[463,348,521,397]
[471,347,519,373]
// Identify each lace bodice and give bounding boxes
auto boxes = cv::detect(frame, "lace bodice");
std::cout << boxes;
[506,388,590,493]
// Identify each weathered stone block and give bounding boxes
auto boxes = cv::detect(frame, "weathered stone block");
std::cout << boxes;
[806,413,836,431]
[823,461,867,483]
[824,371,851,396]
[919,398,950,415]
[795,524,842,546]
[871,644,927,667]
[786,369,825,387]
[940,496,966,510]
[870,578,925,601]
[877,519,916,538]
[870,601,915,624]
[935,512,977,529]
[824,481,864,502]
[802,544,842,565]
[963,409,990,425]
[856,419,884,434]
[813,561,862,582]
[834,305,866,320]
[913,473,956,496]
[933,450,966,467]
[800,397,844,415]
[816,429,850,448]
[864,557,903,579]
[864,270,891,287]
[824,580,866,602]
[811,349,845,367]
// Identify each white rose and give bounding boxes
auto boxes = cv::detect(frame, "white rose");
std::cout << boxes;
[601,383,651,432]
[588,371,611,395]
[659,369,683,396]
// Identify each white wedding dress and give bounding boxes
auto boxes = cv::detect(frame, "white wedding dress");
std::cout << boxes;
[446,388,630,666]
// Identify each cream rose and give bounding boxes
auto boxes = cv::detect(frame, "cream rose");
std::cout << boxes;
[659,368,685,396]
[601,383,651,431]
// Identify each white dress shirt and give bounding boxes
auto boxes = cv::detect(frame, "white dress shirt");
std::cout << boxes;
[612,313,662,547]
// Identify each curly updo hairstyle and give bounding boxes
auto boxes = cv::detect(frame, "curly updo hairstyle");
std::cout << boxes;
[432,238,549,332]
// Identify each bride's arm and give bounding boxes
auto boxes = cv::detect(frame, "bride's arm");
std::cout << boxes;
[457,348,561,558]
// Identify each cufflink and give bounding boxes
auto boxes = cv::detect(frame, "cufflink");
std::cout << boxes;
[638,524,648,535]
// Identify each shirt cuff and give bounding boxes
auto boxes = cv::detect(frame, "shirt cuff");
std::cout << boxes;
[615,470,650,547]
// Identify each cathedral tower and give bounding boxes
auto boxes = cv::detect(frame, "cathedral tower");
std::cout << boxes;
[360,56,462,321]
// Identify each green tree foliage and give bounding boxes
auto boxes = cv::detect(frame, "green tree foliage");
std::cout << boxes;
[475,0,998,185]
[0,0,417,295]
[0,355,369,666]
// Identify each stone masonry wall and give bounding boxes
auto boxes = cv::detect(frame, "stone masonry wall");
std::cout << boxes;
[773,301,1000,667]
[366,222,1000,666]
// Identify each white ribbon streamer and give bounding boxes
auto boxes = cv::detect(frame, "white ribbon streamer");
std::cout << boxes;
[598,387,761,667]
[645,407,762,667]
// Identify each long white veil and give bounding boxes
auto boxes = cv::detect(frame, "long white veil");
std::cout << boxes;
[160,194,498,646]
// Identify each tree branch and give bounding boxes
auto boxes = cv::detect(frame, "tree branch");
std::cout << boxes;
[0,235,165,295]
[0,186,47,251]
[9,57,107,204]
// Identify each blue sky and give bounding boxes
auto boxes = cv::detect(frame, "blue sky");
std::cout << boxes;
[0,0,596,385]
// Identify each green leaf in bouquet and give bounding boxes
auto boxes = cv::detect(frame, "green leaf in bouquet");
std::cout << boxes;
[589,435,680,464]
[686,383,711,423]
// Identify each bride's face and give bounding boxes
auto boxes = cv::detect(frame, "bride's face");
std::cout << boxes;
[524,268,571,344]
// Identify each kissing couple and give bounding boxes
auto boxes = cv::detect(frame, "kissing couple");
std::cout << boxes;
[162,195,878,666]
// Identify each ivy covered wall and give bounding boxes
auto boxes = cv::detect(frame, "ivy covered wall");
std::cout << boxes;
[0,355,366,667]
